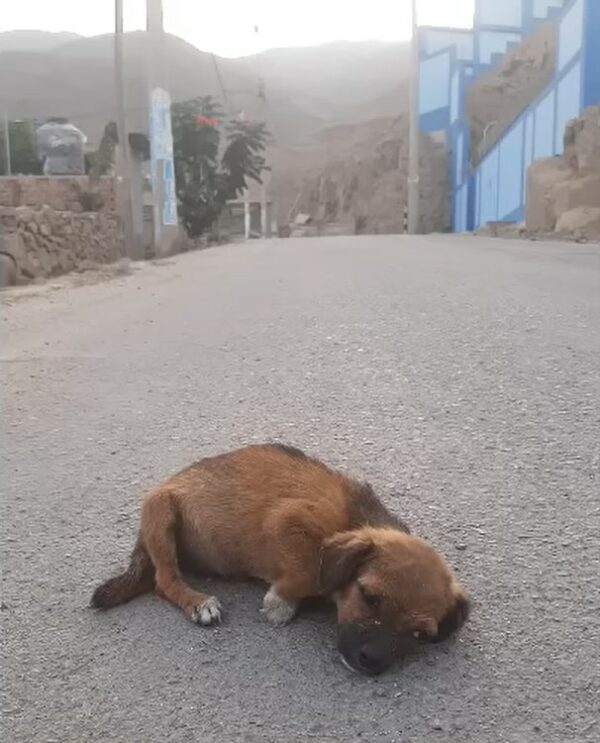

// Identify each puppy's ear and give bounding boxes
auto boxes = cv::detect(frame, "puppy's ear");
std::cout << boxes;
[429,585,470,643]
[319,531,373,594]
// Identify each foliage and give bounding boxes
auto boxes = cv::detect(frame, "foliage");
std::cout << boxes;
[0,120,43,175]
[86,122,118,179]
[171,96,268,237]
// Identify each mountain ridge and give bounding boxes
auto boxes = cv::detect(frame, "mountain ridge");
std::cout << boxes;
[0,30,409,146]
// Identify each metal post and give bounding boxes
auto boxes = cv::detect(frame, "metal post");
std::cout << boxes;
[114,0,136,257]
[244,194,251,240]
[3,113,11,176]
[254,24,270,239]
[260,183,267,238]
[407,0,420,235]
[146,0,178,257]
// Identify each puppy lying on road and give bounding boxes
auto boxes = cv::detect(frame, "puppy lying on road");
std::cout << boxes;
[92,444,469,674]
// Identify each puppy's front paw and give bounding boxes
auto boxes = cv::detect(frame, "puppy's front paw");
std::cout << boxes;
[261,587,298,627]
[190,596,222,626]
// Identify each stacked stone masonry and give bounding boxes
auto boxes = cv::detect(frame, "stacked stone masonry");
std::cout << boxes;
[0,205,124,283]
[0,176,115,212]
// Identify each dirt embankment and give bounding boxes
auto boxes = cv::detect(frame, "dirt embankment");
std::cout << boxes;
[526,105,600,240]
[268,115,450,235]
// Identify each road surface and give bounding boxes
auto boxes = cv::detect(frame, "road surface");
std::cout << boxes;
[2,235,599,742]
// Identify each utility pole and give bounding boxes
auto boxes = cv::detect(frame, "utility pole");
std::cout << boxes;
[114,0,136,257]
[407,0,420,234]
[146,0,178,257]
[3,113,11,176]
[260,167,271,238]
[252,23,270,239]
[244,197,251,240]
[260,173,267,238]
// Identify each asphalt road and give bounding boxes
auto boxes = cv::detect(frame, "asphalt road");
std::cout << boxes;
[2,235,599,743]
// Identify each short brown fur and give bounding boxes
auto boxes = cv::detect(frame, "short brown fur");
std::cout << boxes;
[92,444,469,673]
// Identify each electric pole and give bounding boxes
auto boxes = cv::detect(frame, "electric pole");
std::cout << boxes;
[407,0,420,234]
[146,0,179,257]
[113,0,136,257]
[254,25,269,239]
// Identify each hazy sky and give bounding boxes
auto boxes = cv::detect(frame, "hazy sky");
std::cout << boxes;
[0,0,476,57]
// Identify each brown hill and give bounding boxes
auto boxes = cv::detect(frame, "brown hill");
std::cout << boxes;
[0,30,81,52]
[0,32,409,147]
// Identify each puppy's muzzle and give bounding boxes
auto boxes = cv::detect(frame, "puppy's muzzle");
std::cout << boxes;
[337,623,396,676]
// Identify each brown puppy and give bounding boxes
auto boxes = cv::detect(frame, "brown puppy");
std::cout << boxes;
[92,444,469,674]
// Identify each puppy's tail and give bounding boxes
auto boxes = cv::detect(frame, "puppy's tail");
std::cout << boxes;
[91,539,155,609]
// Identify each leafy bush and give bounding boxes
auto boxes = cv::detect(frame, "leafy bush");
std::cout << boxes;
[171,96,268,237]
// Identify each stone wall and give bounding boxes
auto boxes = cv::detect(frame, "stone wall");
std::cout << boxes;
[0,205,124,283]
[0,175,115,213]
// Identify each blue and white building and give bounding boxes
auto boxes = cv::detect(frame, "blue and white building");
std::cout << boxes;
[418,0,600,231]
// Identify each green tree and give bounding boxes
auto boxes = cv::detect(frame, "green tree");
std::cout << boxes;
[171,96,268,237]
[0,120,43,175]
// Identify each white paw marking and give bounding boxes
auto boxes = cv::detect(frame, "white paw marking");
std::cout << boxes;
[190,596,222,626]
[261,586,298,627]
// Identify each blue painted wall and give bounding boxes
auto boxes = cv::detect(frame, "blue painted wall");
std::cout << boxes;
[555,61,582,151]
[420,28,474,61]
[450,70,460,123]
[478,0,524,27]
[558,0,583,70]
[454,184,469,232]
[478,31,522,64]
[533,90,556,159]
[479,148,500,225]
[419,52,451,113]
[534,0,565,18]
[582,0,600,106]
[419,49,452,132]
[498,121,525,219]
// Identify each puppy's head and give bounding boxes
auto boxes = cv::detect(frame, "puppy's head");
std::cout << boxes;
[319,527,469,675]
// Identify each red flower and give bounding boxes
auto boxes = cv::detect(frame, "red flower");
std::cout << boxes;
[195,116,218,127]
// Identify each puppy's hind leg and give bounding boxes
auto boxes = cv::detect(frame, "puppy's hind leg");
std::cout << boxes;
[140,488,222,626]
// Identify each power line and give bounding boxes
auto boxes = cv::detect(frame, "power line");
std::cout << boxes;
[210,53,232,113]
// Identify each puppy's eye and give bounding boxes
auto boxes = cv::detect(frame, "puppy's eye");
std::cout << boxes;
[359,584,381,609]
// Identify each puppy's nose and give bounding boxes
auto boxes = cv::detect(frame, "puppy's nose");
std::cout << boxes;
[357,645,388,675]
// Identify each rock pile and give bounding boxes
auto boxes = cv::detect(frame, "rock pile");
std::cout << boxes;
[526,105,600,241]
